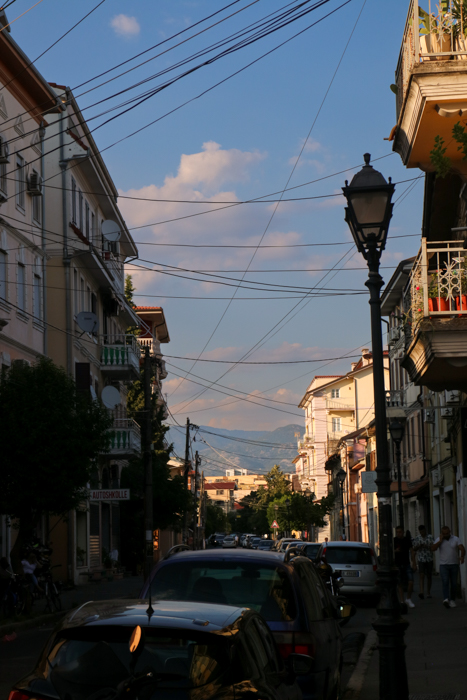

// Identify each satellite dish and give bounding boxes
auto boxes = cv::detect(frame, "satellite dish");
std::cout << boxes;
[101,385,121,409]
[76,312,98,334]
[102,220,121,242]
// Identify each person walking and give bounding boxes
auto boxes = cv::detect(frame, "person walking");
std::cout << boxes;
[394,525,416,608]
[412,524,434,599]
[431,526,465,608]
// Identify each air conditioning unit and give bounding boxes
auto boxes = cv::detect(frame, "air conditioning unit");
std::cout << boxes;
[424,409,435,424]
[432,470,444,486]
[441,407,454,419]
[446,390,460,405]
[389,327,400,343]
[27,171,42,196]
[0,136,10,164]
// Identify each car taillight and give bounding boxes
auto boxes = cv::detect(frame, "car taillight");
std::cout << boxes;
[274,633,316,662]
[370,548,377,572]
[9,692,31,700]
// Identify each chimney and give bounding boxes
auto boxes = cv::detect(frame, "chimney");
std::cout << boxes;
[351,362,357,371]
[361,347,370,365]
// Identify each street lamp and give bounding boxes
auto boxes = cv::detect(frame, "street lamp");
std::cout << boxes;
[336,468,346,540]
[343,154,408,700]
[285,498,291,537]
[389,419,405,531]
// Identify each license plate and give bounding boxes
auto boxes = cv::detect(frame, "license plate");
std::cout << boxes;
[342,570,360,577]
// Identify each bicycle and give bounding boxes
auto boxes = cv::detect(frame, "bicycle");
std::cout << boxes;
[1,574,28,618]
[38,564,62,613]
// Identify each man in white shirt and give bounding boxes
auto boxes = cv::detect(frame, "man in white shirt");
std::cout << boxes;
[431,526,465,608]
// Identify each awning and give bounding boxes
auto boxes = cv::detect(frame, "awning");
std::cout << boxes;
[403,478,430,499]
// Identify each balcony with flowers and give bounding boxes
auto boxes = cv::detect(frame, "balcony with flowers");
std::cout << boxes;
[393,0,467,174]
[401,237,467,389]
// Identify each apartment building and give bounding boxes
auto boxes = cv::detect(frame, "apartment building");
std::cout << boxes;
[295,349,389,541]
[204,480,236,513]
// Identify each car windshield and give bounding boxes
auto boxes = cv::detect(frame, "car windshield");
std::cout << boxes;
[149,561,297,621]
[47,627,229,700]
[324,547,373,565]
[259,541,274,549]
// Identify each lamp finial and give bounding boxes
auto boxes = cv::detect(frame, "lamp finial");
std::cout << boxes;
[363,153,371,166]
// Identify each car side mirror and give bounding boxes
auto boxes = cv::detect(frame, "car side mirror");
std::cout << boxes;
[286,653,314,676]
[337,603,357,620]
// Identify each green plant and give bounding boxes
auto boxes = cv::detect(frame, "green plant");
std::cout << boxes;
[419,3,452,35]
[428,275,440,298]
[452,0,467,36]
[453,121,467,158]
[430,135,452,177]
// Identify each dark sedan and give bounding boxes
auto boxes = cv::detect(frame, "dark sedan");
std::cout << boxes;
[8,600,307,700]
[140,548,344,700]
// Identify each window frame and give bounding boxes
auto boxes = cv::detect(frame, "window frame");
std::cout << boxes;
[17,261,26,311]
[15,153,25,210]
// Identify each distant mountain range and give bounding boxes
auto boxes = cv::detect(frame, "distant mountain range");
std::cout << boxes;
[167,423,302,476]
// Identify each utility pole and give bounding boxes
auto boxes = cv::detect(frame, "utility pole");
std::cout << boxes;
[143,347,153,580]
[183,417,191,544]
[199,470,205,549]
[192,451,200,550]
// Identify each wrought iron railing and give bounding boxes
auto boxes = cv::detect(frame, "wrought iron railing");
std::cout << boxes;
[100,334,141,371]
[386,389,405,408]
[395,0,467,118]
[404,239,467,331]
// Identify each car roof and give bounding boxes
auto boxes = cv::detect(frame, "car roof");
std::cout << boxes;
[58,600,249,633]
[320,541,371,548]
[161,548,284,563]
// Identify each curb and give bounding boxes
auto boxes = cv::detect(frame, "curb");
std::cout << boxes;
[343,630,377,700]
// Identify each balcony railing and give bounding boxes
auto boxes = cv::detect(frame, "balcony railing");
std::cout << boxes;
[102,251,124,293]
[386,389,405,408]
[395,0,467,117]
[326,399,354,411]
[100,334,141,376]
[298,434,315,450]
[107,418,141,456]
[404,239,467,331]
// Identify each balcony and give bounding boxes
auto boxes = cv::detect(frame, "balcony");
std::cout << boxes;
[402,239,467,390]
[298,434,315,450]
[107,418,141,457]
[394,0,467,173]
[100,334,141,380]
[326,399,354,411]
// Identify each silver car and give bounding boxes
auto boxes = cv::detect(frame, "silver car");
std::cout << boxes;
[316,541,379,599]
[222,534,237,548]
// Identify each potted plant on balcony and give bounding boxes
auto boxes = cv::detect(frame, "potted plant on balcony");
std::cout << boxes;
[419,5,453,58]
[428,274,450,312]
[452,0,467,57]
[455,263,467,311]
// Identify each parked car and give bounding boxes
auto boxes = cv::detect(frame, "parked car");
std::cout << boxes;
[8,599,306,700]
[315,541,379,600]
[285,541,305,551]
[141,548,346,700]
[258,539,276,551]
[295,543,321,562]
[250,537,262,549]
[275,538,299,552]
[222,534,237,548]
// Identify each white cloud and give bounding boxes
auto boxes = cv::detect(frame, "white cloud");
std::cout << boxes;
[110,14,140,37]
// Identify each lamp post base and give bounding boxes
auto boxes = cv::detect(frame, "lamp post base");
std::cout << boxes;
[373,566,409,700]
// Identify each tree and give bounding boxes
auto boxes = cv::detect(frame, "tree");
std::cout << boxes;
[266,492,336,537]
[124,274,136,308]
[205,501,228,537]
[0,358,112,570]
[120,367,190,571]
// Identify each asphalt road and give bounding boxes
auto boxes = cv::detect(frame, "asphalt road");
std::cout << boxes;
[0,597,376,697]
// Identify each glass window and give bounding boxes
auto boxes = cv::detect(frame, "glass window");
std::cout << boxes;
[85,202,90,239]
[71,178,77,223]
[16,154,25,209]
[17,263,26,310]
[46,627,230,693]
[331,388,340,398]
[33,273,42,319]
[73,269,78,316]
[0,160,7,196]
[0,250,6,299]
[91,212,95,242]
[324,546,373,565]
[150,561,297,622]
[79,190,83,230]
[32,171,42,223]
[332,417,342,432]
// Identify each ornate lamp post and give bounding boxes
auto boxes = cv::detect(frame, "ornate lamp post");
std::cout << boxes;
[389,419,405,531]
[343,154,409,700]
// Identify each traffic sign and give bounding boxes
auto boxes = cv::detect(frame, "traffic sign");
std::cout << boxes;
[271,520,279,529]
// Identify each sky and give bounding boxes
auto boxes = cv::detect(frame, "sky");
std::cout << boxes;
[10,0,423,435]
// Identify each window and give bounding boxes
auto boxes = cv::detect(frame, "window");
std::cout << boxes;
[0,249,6,299]
[80,277,85,314]
[73,269,78,316]
[91,212,95,242]
[216,490,224,495]
[71,178,77,223]
[32,170,42,223]
[85,201,90,239]
[17,263,26,310]
[331,417,342,432]
[331,388,340,398]
[33,271,42,319]
[78,190,83,230]
[16,154,25,209]
[0,159,7,196]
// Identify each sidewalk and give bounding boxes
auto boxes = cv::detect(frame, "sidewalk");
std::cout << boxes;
[0,574,145,634]
[359,575,466,700]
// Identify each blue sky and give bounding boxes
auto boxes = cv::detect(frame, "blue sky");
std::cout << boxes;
[11,0,423,432]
